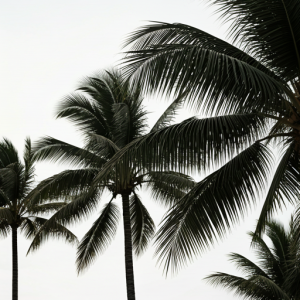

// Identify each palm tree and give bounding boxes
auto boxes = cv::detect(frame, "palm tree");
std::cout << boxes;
[29,70,195,300]
[0,138,77,300]
[91,0,300,273]
[205,218,300,300]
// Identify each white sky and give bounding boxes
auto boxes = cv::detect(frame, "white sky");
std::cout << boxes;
[0,1,294,299]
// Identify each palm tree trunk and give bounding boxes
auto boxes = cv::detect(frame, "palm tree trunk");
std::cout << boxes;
[121,192,136,300]
[12,225,18,300]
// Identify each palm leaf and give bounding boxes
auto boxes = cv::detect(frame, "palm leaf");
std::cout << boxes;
[150,92,186,132]
[254,142,300,236]
[211,0,300,79]
[123,22,288,114]
[76,201,120,273]
[130,193,155,256]
[27,217,78,253]
[154,142,272,274]
[33,136,105,167]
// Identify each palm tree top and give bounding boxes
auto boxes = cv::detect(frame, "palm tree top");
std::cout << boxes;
[30,68,195,278]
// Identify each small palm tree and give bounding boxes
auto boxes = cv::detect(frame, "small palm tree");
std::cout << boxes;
[29,70,195,300]
[0,138,77,300]
[205,218,300,300]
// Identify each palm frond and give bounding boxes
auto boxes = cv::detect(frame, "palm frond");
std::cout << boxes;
[254,142,300,236]
[56,93,110,137]
[27,217,78,253]
[94,113,268,185]
[21,137,36,196]
[30,186,101,228]
[26,202,68,215]
[123,22,288,114]
[205,272,288,300]
[0,207,13,223]
[76,200,120,273]
[33,136,105,168]
[25,168,99,210]
[154,142,272,274]
[0,220,10,238]
[0,138,20,168]
[144,171,195,207]
[150,92,186,132]
[130,193,155,256]
[228,253,270,279]
[211,0,300,79]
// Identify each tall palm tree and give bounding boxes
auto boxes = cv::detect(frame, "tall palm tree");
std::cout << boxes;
[29,70,195,300]
[0,138,77,300]
[91,0,300,273]
[205,218,300,300]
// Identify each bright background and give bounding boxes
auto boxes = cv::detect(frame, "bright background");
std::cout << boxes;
[0,1,293,299]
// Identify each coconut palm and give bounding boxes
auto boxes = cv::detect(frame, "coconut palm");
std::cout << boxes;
[29,70,195,300]
[0,138,77,300]
[205,218,300,300]
[92,0,300,273]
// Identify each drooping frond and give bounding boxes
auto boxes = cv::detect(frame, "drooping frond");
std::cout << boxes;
[31,186,101,229]
[76,201,120,273]
[154,142,272,274]
[0,220,10,238]
[254,142,300,236]
[130,193,155,256]
[27,217,78,253]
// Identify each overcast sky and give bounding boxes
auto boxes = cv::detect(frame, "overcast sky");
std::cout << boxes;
[0,1,294,299]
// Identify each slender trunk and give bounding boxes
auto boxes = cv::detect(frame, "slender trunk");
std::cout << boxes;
[121,192,136,300]
[12,225,18,300]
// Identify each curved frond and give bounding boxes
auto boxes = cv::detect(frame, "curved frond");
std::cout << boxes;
[212,0,300,79]
[0,207,13,223]
[22,137,35,194]
[144,171,195,207]
[94,113,268,184]
[150,92,186,132]
[56,93,110,137]
[205,272,288,300]
[27,217,78,253]
[0,138,19,168]
[33,136,105,168]
[25,168,100,209]
[154,142,272,274]
[123,22,287,113]
[255,142,300,236]
[76,201,120,273]
[130,193,155,256]
[0,220,10,238]
[228,253,270,279]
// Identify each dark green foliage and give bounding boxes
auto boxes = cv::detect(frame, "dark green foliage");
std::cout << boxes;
[30,69,195,281]
[0,138,77,300]
[105,0,300,273]
[205,218,300,300]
